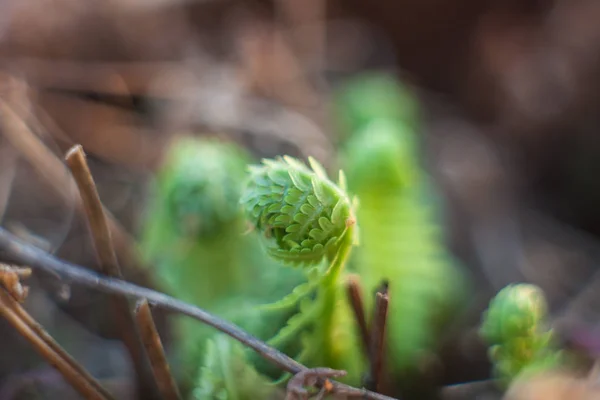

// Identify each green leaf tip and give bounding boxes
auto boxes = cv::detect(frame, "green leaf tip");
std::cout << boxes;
[240,155,357,267]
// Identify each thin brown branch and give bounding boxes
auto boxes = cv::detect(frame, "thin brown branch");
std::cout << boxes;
[0,94,148,278]
[65,146,118,274]
[346,274,370,354]
[0,289,111,400]
[135,300,182,400]
[64,145,159,399]
[368,286,389,394]
[0,285,116,400]
[0,227,398,400]
[0,264,31,302]
[65,145,121,277]
[286,368,347,400]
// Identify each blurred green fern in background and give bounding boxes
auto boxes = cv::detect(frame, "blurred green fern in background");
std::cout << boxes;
[335,72,469,395]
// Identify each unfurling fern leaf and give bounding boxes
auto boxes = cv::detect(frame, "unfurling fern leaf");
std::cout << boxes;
[241,155,356,267]
[140,137,253,305]
[139,137,304,388]
[334,73,468,391]
[479,283,564,387]
[240,155,367,385]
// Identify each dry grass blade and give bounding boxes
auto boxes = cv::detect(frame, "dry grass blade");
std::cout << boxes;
[8,296,117,400]
[0,282,113,400]
[65,144,160,399]
[135,299,182,400]
[368,286,389,393]
[65,145,121,276]
[0,264,110,397]
[0,264,31,302]
[0,95,148,279]
[346,274,370,355]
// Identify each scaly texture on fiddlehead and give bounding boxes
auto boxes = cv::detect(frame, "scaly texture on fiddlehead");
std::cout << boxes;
[480,283,564,387]
[240,155,366,385]
[241,155,357,267]
[335,73,468,394]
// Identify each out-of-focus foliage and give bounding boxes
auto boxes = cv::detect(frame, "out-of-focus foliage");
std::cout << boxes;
[480,284,564,387]
[335,73,469,387]
[139,137,305,394]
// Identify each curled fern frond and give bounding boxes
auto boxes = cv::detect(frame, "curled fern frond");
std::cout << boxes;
[159,137,251,238]
[240,155,356,267]
[140,137,308,384]
[480,284,548,346]
[240,155,366,386]
[480,283,564,386]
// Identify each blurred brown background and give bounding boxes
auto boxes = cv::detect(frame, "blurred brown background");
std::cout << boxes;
[2,0,600,398]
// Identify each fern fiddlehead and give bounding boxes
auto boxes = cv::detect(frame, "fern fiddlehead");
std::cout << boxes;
[140,136,252,305]
[480,283,564,387]
[335,73,468,387]
[139,137,305,391]
[240,155,367,385]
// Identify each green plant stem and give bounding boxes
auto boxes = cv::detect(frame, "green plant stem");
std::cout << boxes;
[321,229,354,350]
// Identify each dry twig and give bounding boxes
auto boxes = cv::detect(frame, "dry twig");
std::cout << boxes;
[0,226,398,400]
[368,286,389,393]
[0,267,114,400]
[65,145,159,399]
[0,264,31,302]
[135,299,182,400]
[286,368,347,400]
[346,274,370,354]
[0,95,148,278]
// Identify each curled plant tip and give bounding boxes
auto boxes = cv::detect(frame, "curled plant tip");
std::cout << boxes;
[0,264,31,302]
[159,137,251,238]
[480,284,547,345]
[286,368,348,400]
[480,283,564,386]
[240,155,357,267]
[241,155,366,386]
